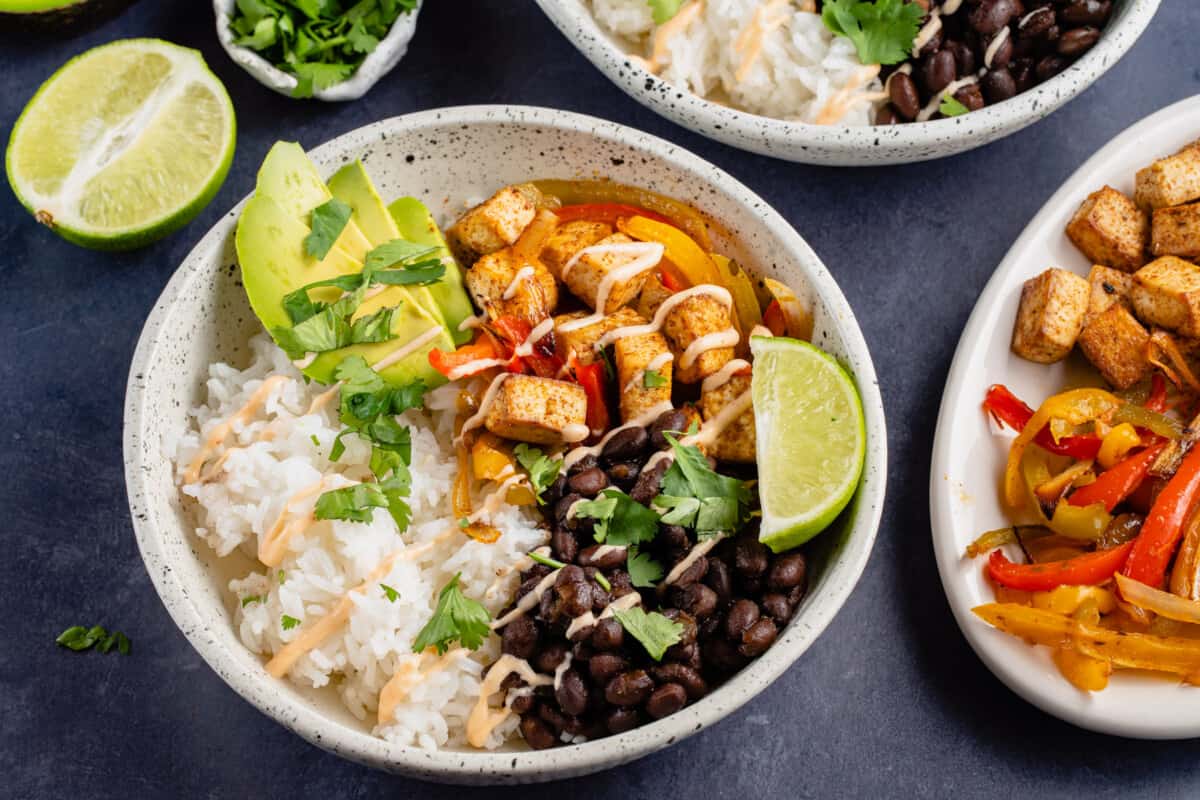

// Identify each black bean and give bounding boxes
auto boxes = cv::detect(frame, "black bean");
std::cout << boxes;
[607,569,636,597]
[983,32,1013,69]
[734,538,769,578]
[888,71,921,120]
[649,408,690,449]
[537,702,568,733]
[584,570,611,609]
[537,585,557,621]
[1057,25,1099,56]
[520,715,558,750]
[1011,57,1036,91]
[1018,5,1055,36]
[501,615,539,659]
[606,461,641,489]
[725,599,760,640]
[1059,0,1111,26]
[921,49,957,95]
[761,593,794,626]
[543,474,567,508]
[578,544,627,570]
[662,609,698,645]
[704,558,734,603]
[601,426,649,462]
[969,0,1019,35]
[556,564,586,587]
[515,575,542,602]
[556,492,583,529]
[534,642,569,674]
[605,707,641,735]
[651,663,708,700]
[630,460,668,505]
[660,524,691,552]
[591,617,624,650]
[551,527,578,563]
[557,580,595,617]
[1035,54,1069,81]
[915,26,943,57]
[946,39,977,75]
[510,691,535,714]
[605,669,655,706]
[767,553,808,591]
[568,467,608,497]
[702,637,747,672]
[589,652,628,683]
[875,105,899,125]
[739,617,779,657]
[671,583,719,619]
[665,641,699,665]
[555,669,589,716]
[699,612,723,640]
[674,554,710,587]
[568,453,599,476]
[981,67,1018,103]
[645,683,688,719]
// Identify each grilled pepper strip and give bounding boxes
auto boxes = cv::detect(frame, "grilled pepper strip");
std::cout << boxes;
[1123,444,1200,586]
[983,385,1103,460]
[428,338,499,378]
[553,203,673,227]
[1002,388,1122,509]
[572,359,610,436]
[987,542,1135,591]
[618,215,723,287]
[1067,444,1166,512]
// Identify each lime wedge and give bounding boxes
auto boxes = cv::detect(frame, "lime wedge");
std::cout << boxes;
[5,38,236,250]
[750,335,866,552]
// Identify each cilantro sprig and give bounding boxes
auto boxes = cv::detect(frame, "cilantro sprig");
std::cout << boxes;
[653,433,751,538]
[613,607,683,661]
[412,574,492,654]
[574,488,664,587]
[228,0,419,99]
[821,0,924,66]
[56,625,131,655]
[643,368,669,389]
[939,95,969,117]
[513,444,561,505]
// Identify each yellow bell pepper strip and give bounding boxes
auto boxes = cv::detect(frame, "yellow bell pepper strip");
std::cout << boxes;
[1048,500,1112,541]
[618,215,723,287]
[965,525,1052,558]
[1097,423,1142,468]
[1003,388,1123,509]
[1123,443,1200,587]
[710,253,764,334]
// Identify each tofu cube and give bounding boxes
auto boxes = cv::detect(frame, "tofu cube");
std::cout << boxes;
[539,220,612,280]
[484,374,587,446]
[464,247,558,326]
[555,307,643,366]
[448,184,541,264]
[1077,305,1151,390]
[614,328,673,424]
[1136,141,1200,211]
[562,233,654,314]
[1065,186,1149,273]
[1084,264,1134,326]
[698,372,755,463]
[1151,203,1200,260]
[636,272,673,320]
[1130,256,1200,337]
[665,292,736,383]
[1011,268,1089,363]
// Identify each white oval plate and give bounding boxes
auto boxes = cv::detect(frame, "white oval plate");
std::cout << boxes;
[931,94,1200,740]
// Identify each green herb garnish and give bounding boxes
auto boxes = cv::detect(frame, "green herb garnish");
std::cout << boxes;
[529,551,567,570]
[574,489,660,547]
[241,595,263,607]
[304,198,352,259]
[821,0,924,66]
[513,444,562,505]
[613,607,683,661]
[647,0,686,24]
[653,432,751,538]
[643,368,669,389]
[381,583,400,602]
[281,614,301,631]
[412,573,492,654]
[627,550,665,588]
[592,571,613,592]
[56,625,130,655]
[939,95,970,117]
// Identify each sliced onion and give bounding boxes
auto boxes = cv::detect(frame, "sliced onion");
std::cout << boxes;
[1115,573,1200,624]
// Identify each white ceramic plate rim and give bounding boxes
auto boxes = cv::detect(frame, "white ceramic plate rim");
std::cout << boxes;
[533,0,1160,165]
[124,105,888,780]
[930,94,1200,740]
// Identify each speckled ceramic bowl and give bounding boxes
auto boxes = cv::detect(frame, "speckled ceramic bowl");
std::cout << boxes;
[534,0,1159,166]
[213,0,422,101]
[123,106,887,783]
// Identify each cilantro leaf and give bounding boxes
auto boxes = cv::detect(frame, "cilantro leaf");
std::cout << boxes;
[304,198,353,260]
[314,483,389,523]
[292,61,354,98]
[412,574,492,654]
[627,550,664,588]
[281,614,301,631]
[613,607,683,661]
[647,0,686,25]
[364,239,440,271]
[643,368,669,389]
[513,444,562,505]
[241,595,263,607]
[381,583,400,602]
[56,625,130,655]
[939,94,970,117]
[574,488,660,547]
[379,468,413,533]
[821,0,924,66]
[655,433,750,537]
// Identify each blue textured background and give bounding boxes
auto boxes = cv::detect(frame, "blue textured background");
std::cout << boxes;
[2,1,1199,796]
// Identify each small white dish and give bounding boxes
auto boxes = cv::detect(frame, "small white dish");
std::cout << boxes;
[212,0,422,101]
[534,0,1159,166]
[930,94,1200,740]
[124,106,887,782]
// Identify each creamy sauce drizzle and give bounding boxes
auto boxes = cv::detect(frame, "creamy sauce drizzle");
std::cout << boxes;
[562,423,591,443]
[680,328,739,369]
[701,358,752,395]
[184,375,291,484]
[813,65,886,125]
[306,384,341,416]
[595,285,733,351]
[514,317,555,358]
[258,478,334,567]
[552,652,573,691]
[466,655,553,748]
[983,27,1010,69]
[293,352,318,369]
[377,648,469,725]
[564,591,641,639]
[662,533,728,589]
[912,9,941,53]
[455,373,513,446]
[502,265,536,300]
[651,0,703,65]
[458,313,488,332]
[623,351,674,394]
[446,358,508,381]
[561,399,674,470]
[371,325,445,373]
[490,569,560,630]
[558,242,664,330]
[644,387,753,471]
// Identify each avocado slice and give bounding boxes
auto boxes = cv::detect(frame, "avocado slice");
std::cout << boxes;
[0,0,132,30]
[236,193,451,388]
[388,196,476,345]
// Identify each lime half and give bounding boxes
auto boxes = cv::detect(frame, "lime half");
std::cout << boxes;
[5,38,236,250]
[750,335,866,552]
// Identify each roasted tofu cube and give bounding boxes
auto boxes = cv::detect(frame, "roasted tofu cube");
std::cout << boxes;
[1136,142,1200,211]
[555,307,643,366]
[448,184,541,264]
[484,374,587,446]
[1065,186,1149,273]
[614,327,673,424]
[465,247,558,326]
[1084,264,1134,326]
[1151,203,1200,260]
[664,292,737,383]
[1077,305,1151,390]
[698,372,755,463]
[562,233,654,314]
[1011,268,1089,363]
[539,220,613,280]
[637,272,673,320]
[1131,256,1200,337]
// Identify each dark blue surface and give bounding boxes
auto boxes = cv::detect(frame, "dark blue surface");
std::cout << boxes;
[2,1,1199,796]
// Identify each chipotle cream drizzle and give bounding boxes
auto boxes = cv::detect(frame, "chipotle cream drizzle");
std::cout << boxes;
[258,478,335,567]
[564,590,641,639]
[558,242,665,333]
[184,375,291,484]
[661,533,728,589]
[700,358,751,395]
[466,654,553,748]
[595,284,733,351]
[371,325,445,373]
[561,399,674,471]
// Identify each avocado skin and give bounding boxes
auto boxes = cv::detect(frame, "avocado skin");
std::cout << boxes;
[0,0,137,32]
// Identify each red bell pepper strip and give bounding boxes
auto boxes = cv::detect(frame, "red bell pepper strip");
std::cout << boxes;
[490,315,563,378]
[572,358,610,435]
[658,267,687,293]
[428,338,499,378]
[1147,372,1168,413]
[554,203,673,227]
[763,300,788,337]
[1123,443,1200,586]
[987,542,1135,591]
[983,384,1102,459]
[1067,443,1166,512]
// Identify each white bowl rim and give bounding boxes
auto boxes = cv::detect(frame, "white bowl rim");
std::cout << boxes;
[124,104,888,780]
[929,94,1200,740]
[533,0,1161,164]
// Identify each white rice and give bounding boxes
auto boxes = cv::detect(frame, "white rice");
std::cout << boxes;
[590,0,883,125]
[172,333,547,751]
